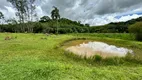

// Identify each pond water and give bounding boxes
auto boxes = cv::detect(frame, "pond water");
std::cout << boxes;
[66,42,133,58]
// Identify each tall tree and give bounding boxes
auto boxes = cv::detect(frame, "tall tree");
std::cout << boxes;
[51,6,60,20]
[0,11,4,24]
[0,11,4,32]
[51,6,60,34]
[26,0,36,22]
[7,0,28,23]
[7,0,37,23]
[26,0,37,32]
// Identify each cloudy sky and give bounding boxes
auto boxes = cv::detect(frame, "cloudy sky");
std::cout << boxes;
[0,0,142,25]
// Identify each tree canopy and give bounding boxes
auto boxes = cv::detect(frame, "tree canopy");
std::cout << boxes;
[129,22,142,41]
[0,11,4,24]
[39,16,50,22]
[51,6,60,20]
[0,12,4,19]
[7,0,36,23]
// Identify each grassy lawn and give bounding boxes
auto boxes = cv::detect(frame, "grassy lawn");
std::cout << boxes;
[0,33,142,80]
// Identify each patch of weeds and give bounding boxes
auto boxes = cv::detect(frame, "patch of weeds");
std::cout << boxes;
[64,51,142,66]
[59,38,88,47]
[124,53,142,64]
[64,51,83,61]
[103,57,124,65]
[102,53,142,65]
[40,37,47,40]
[93,55,102,62]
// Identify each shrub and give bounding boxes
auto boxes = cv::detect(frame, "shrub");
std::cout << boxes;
[129,22,142,41]
[103,57,124,65]
[94,55,102,62]
[124,53,142,64]
[33,23,43,33]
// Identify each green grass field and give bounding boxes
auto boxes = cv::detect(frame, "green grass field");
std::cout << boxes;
[0,33,142,80]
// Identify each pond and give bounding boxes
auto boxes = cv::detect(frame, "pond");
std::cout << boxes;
[65,40,133,58]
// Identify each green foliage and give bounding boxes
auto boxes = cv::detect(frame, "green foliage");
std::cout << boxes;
[70,33,135,41]
[129,22,142,33]
[129,22,142,41]
[7,0,36,23]
[33,23,43,33]
[39,16,50,22]
[102,57,124,65]
[91,24,128,33]
[85,24,90,27]
[7,0,27,23]
[0,11,4,24]
[6,18,17,25]
[91,17,142,33]
[0,18,90,33]
[51,6,60,20]
[94,55,102,62]
[0,11,4,20]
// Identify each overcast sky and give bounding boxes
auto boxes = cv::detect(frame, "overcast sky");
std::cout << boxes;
[0,0,142,25]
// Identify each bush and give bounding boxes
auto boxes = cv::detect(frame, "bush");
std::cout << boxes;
[33,23,43,33]
[135,33,142,41]
[94,55,102,62]
[129,22,142,41]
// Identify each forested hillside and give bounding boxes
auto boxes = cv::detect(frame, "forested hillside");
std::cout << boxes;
[91,17,142,33]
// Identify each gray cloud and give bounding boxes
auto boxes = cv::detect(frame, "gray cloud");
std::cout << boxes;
[39,0,142,19]
[0,0,10,9]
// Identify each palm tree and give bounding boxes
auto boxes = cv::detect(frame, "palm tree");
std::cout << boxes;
[51,6,60,20]
[51,6,60,34]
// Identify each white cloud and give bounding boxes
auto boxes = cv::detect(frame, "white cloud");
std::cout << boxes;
[116,14,142,22]
[88,14,142,26]
[36,6,45,18]
[0,6,16,20]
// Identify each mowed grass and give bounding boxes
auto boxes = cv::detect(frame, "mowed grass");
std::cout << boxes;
[0,33,142,80]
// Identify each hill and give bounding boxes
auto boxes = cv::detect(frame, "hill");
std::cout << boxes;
[91,17,142,33]
[0,18,90,33]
